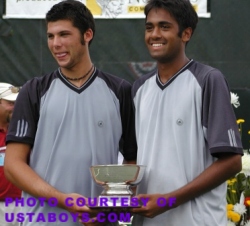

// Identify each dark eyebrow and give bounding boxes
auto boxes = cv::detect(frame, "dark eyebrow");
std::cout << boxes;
[145,22,152,26]
[159,21,172,26]
[47,30,71,36]
[145,21,172,26]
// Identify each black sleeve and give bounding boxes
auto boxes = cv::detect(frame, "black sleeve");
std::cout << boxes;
[118,79,137,161]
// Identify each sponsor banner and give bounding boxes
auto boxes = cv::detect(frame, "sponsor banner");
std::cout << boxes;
[4,0,211,19]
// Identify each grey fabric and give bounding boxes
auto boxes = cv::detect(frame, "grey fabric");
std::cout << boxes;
[7,68,137,226]
[132,60,243,226]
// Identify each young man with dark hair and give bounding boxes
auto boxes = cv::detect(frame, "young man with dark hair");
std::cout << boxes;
[131,0,243,225]
[4,1,136,225]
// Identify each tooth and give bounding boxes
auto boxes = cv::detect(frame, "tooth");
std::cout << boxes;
[152,44,162,47]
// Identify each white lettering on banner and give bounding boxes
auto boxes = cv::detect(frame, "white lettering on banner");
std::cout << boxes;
[4,0,211,19]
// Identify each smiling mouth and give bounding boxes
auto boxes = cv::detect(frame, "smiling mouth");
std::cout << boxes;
[54,52,67,58]
[151,44,163,47]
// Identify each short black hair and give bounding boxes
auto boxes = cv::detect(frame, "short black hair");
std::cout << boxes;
[46,0,95,45]
[144,0,198,37]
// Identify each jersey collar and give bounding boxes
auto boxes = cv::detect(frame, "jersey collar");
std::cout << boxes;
[156,59,194,90]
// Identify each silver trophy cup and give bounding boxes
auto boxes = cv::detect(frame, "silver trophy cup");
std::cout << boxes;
[90,164,146,208]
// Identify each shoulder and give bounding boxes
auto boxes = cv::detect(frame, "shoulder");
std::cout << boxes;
[132,69,157,98]
[96,69,132,93]
[21,70,58,97]
[188,61,226,88]
[24,70,58,87]
[189,61,223,78]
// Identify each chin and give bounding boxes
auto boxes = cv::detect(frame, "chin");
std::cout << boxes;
[150,55,163,61]
[150,54,171,63]
[58,62,70,69]
[58,62,67,68]
[57,60,70,68]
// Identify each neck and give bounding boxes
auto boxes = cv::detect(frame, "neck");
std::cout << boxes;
[60,64,94,81]
[157,57,190,84]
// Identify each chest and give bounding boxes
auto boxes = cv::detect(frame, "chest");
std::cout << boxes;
[136,74,202,123]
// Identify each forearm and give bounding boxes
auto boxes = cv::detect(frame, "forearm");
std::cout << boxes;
[7,160,65,203]
[5,154,102,218]
[4,143,66,207]
[167,153,242,207]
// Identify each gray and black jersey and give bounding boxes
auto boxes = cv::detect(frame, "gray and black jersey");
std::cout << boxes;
[6,68,137,226]
[132,60,243,226]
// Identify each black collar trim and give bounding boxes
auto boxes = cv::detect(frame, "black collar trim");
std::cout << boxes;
[156,59,194,90]
[58,67,97,93]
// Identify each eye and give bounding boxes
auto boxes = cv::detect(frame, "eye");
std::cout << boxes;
[145,25,153,31]
[47,34,53,39]
[161,24,170,29]
[60,32,71,37]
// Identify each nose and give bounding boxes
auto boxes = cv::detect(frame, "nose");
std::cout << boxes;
[54,36,62,47]
[49,36,62,48]
[151,27,161,38]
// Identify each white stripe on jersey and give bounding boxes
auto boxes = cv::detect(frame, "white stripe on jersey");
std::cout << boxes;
[15,119,28,137]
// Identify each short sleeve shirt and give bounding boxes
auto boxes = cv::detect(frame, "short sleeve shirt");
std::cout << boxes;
[132,60,243,226]
[6,68,137,226]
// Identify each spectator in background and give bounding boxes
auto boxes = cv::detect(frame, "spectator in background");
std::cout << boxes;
[0,83,21,226]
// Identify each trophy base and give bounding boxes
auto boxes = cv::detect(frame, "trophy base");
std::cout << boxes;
[87,195,142,208]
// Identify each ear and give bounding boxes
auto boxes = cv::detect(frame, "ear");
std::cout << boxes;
[182,27,192,42]
[84,28,94,44]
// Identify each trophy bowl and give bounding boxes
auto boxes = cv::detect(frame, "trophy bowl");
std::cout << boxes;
[89,164,146,208]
